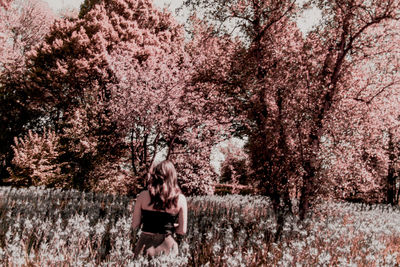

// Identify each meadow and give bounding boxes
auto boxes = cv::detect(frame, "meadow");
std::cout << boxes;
[0,186,400,266]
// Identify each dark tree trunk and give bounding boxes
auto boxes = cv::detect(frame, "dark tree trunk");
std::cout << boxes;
[299,158,316,220]
[130,131,138,176]
[386,131,396,205]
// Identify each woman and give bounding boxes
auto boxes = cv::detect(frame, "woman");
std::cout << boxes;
[132,160,187,257]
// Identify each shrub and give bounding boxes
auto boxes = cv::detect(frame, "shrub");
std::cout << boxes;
[7,129,69,187]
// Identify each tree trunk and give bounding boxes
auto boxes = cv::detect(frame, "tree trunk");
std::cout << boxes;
[386,131,396,205]
[387,170,396,205]
[299,156,317,220]
[130,131,138,176]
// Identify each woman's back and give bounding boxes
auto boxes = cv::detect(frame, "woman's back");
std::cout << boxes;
[134,190,187,235]
[132,160,187,257]
[141,209,178,234]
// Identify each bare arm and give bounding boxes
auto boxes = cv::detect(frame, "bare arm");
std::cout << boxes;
[176,194,187,235]
[132,191,144,230]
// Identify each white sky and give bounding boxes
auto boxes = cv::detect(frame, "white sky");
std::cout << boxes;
[43,0,83,12]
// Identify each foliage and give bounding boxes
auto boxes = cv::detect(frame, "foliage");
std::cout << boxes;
[220,157,249,184]
[2,0,400,211]
[107,6,232,195]
[182,0,400,218]
[318,16,400,204]
[0,0,11,9]
[0,0,55,182]
[218,140,251,186]
[25,0,139,191]
[1,186,400,266]
[21,0,232,194]
[182,0,306,221]
[7,129,68,187]
[296,0,400,215]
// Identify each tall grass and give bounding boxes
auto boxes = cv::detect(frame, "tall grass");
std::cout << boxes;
[0,186,399,266]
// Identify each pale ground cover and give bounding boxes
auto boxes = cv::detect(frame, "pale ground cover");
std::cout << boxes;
[0,186,399,266]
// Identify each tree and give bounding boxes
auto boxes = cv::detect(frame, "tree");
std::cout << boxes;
[182,0,400,220]
[318,17,400,204]
[26,0,172,191]
[218,139,250,186]
[106,4,188,186]
[220,157,250,184]
[182,0,302,221]
[24,0,233,194]
[175,16,244,194]
[8,129,68,187]
[296,0,400,217]
[0,0,55,182]
[107,14,235,195]
[0,0,54,69]
[386,125,400,204]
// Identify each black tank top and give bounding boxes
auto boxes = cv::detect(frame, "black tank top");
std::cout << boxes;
[141,209,178,234]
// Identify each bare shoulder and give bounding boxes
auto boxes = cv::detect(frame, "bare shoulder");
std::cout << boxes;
[178,193,187,206]
[137,190,150,202]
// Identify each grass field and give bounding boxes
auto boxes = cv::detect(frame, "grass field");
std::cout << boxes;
[0,186,400,266]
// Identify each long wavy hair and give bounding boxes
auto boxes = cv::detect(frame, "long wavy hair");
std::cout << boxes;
[147,160,181,210]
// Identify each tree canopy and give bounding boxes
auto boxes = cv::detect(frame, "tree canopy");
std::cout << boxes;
[2,0,400,216]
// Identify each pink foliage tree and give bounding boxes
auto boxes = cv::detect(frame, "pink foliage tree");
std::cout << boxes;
[24,0,233,194]
[108,13,235,194]
[26,0,164,192]
[8,129,68,187]
[175,16,241,194]
[183,0,303,223]
[295,0,400,214]
[0,0,54,74]
[183,0,400,219]
[0,0,55,182]
[218,139,250,190]
[319,17,400,203]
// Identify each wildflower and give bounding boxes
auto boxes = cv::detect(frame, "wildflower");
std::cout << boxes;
[365,253,375,262]
[385,253,397,265]
[318,251,331,265]
[282,251,294,263]
[337,256,348,265]
[213,243,221,254]
[206,231,213,241]
[292,241,305,251]
[309,247,318,256]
